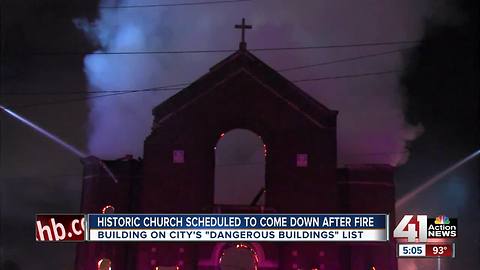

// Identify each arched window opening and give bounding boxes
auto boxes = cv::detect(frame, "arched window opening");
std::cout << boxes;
[214,129,266,206]
[97,258,112,270]
[102,205,115,214]
[219,244,259,270]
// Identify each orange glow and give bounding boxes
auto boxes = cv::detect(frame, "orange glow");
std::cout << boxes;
[221,244,259,270]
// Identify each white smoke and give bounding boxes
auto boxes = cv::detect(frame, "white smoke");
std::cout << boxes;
[75,0,429,165]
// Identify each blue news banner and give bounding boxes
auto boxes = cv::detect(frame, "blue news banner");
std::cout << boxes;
[86,214,389,242]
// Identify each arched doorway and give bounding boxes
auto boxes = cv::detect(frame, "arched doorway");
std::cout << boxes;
[219,244,259,270]
[97,258,112,270]
[214,129,266,205]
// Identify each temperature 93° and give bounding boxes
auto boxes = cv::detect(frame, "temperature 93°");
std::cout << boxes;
[426,244,454,257]
[432,246,447,255]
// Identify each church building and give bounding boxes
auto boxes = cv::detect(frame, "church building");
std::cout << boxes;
[76,19,397,270]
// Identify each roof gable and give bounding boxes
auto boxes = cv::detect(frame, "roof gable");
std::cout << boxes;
[152,49,338,128]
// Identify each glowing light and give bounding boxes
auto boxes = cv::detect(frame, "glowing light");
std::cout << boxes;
[102,205,115,214]
[396,148,480,208]
[97,258,112,270]
[220,133,225,137]
[235,244,259,263]
[219,252,224,264]
[153,266,179,270]
[220,243,259,270]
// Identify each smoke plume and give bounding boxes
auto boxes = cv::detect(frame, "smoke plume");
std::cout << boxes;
[75,0,430,166]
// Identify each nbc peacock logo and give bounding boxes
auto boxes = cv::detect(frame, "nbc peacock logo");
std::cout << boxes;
[434,215,450,225]
[428,215,457,239]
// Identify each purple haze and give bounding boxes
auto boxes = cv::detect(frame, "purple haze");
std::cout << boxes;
[74,0,431,166]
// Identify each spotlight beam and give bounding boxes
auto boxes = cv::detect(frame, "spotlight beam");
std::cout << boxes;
[0,105,118,183]
[396,148,480,208]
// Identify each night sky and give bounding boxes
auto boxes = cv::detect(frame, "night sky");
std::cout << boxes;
[0,0,478,269]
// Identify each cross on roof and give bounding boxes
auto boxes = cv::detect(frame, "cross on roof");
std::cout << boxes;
[235,18,252,50]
